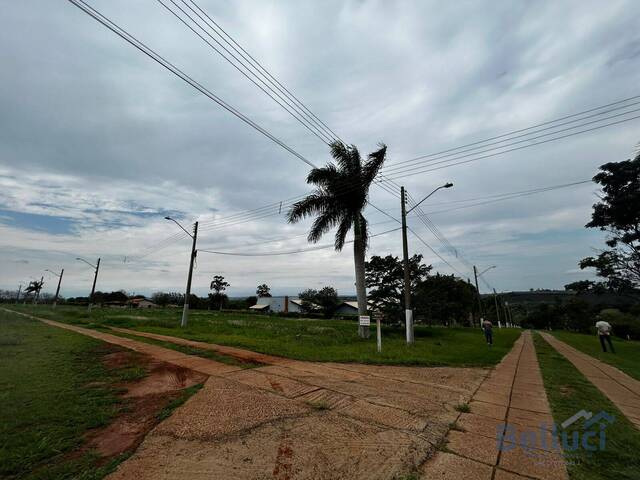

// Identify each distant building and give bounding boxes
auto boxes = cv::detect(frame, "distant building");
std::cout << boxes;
[129,298,158,309]
[335,301,359,315]
[249,296,312,313]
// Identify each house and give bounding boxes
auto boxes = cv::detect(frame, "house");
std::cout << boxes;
[129,298,158,309]
[335,300,377,316]
[249,296,312,313]
[335,301,359,315]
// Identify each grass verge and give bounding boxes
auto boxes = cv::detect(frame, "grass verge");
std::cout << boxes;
[0,310,134,479]
[551,330,640,381]
[8,305,521,367]
[534,332,640,479]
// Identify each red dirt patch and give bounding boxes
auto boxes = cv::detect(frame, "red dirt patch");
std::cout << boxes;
[76,346,207,463]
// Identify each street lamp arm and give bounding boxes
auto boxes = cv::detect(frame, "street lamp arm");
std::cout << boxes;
[165,216,194,238]
[478,265,497,277]
[76,257,96,269]
[45,269,61,277]
[406,182,454,214]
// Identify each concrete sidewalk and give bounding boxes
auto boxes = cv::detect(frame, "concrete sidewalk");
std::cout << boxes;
[540,332,640,429]
[420,331,568,480]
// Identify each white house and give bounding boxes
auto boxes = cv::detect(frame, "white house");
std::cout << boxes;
[249,296,309,313]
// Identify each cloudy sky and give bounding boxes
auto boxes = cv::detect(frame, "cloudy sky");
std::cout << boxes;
[1,0,639,298]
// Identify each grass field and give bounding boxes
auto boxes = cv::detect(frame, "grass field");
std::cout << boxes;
[551,331,640,381]
[0,309,202,479]
[6,305,521,367]
[0,310,135,479]
[534,333,640,480]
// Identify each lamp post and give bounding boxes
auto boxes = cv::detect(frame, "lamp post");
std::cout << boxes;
[473,265,495,327]
[401,182,454,344]
[45,268,64,308]
[76,257,100,312]
[165,217,198,327]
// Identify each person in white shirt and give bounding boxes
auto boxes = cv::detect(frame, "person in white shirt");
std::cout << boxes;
[595,320,615,353]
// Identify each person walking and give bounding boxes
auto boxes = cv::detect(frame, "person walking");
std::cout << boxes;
[595,319,615,353]
[482,318,493,346]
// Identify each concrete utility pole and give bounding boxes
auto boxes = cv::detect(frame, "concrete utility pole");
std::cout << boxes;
[473,266,482,326]
[493,288,500,325]
[474,265,496,327]
[165,217,198,327]
[15,284,22,304]
[400,182,453,344]
[400,186,413,344]
[46,268,64,308]
[76,257,100,312]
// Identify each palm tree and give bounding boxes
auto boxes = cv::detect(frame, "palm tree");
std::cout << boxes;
[288,141,387,338]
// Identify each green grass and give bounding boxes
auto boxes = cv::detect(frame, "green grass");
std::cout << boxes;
[0,310,137,479]
[104,329,261,368]
[551,331,640,381]
[534,332,640,479]
[8,305,521,367]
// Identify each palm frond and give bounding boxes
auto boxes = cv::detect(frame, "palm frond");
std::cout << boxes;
[309,210,342,244]
[306,164,340,187]
[335,215,353,250]
[361,143,387,188]
[287,193,333,223]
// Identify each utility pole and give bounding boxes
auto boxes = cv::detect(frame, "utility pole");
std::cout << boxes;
[15,284,22,304]
[46,269,64,308]
[77,257,100,312]
[89,259,100,312]
[473,266,482,327]
[400,182,453,344]
[165,217,198,327]
[400,186,413,344]
[493,288,500,326]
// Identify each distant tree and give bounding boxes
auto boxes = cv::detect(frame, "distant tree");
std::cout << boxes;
[413,273,476,326]
[365,254,431,322]
[209,275,230,310]
[256,284,272,297]
[298,289,320,313]
[288,141,388,338]
[580,151,640,289]
[245,296,258,308]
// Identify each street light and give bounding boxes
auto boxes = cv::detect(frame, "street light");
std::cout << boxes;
[45,268,64,308]
[165,216,198,327]
[76,257,100,312]
[401,182,454,344]
[406,182,454,214]
[475,265,500,326]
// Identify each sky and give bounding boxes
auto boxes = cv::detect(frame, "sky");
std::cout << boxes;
[1,0,639,298]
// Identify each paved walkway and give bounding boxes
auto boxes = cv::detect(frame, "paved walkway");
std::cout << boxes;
[540,332,640,429]
[420,331,568,480]
[5,309,489,479]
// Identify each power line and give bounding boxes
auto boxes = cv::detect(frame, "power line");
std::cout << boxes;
[406,226,465,277]
[67,0,316,169]
[157,0,335,145]
[198,226,401,256]
[384,113,640,180]
[422,180,593,215]
[385,94,640,169]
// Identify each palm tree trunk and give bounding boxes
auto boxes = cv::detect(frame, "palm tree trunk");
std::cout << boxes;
[353,218,370,339]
